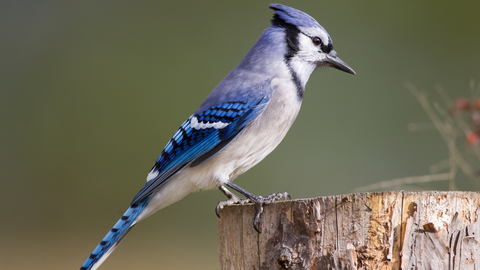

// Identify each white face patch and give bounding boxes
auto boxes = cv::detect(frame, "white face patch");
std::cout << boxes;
[300,26,330,47]
[286,34,324,88]
[190,116,230,130]
[297,34,320,58]
[289,55,317,89]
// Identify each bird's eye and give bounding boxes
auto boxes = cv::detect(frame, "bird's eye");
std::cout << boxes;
[312,37,322,46]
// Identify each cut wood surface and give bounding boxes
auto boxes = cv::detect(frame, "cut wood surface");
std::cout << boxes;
[217,191,480,270]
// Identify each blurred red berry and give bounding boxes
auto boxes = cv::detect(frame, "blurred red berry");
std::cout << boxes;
[455,98,470,111]
[466,131,479,145]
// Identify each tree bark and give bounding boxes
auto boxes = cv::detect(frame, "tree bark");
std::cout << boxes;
[217,191,480,270]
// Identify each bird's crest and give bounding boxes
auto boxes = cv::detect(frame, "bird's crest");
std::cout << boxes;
[269,4,319,29]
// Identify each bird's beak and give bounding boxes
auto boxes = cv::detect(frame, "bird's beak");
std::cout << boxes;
[324,50,355,75]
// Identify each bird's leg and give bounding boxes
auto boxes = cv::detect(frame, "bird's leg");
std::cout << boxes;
[218,185,238,200]
[216,182,290,233]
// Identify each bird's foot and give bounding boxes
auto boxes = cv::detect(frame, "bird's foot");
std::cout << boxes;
[215,193,252,218]
[247,192,290,232]
[216,184,291,233]
[216,191,291,233]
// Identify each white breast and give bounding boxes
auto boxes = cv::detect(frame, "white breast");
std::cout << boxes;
[195,77,302,187]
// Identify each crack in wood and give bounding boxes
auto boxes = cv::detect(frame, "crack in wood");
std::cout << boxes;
[218,191,480,270]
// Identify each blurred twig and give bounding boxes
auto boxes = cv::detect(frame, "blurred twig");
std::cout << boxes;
[357,82,480,192]
[406,82,480,189]
[354,173,450,192]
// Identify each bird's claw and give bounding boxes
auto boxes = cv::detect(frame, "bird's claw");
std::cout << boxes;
[215,194,252,218]
[216,191,290,233]
[249,192,290,232]
[259,192,291,203]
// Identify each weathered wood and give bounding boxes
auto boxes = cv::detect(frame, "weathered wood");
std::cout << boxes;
[217,191,480,270]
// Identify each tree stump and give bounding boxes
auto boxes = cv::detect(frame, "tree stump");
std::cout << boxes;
[217,191,480,270]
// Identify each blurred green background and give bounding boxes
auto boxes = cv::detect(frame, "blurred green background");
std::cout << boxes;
[1,1,480,269]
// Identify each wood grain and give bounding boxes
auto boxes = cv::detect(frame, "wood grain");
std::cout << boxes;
[217,191,480,270]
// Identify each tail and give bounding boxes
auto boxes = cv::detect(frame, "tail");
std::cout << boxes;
[80,198,150,270]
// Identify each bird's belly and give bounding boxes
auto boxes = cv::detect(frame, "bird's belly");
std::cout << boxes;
[191,81,302,189]
[220,112,298,180]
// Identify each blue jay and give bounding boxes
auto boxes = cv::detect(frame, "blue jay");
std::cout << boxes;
[80,3,355,270]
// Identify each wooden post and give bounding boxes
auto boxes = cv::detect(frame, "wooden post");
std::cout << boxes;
[217,191,480,270]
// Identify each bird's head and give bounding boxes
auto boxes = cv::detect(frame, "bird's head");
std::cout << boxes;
[270,4,355,75]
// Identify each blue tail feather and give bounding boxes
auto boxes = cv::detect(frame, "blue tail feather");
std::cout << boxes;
[80,198,150,270]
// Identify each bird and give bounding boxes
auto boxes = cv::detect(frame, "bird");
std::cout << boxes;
[80,3,355,270]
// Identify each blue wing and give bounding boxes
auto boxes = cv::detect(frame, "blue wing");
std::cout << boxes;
[131,95,270,204]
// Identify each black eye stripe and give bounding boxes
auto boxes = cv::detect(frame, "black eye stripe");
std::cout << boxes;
[304,34,333,53]
[320,43,333,53]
